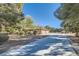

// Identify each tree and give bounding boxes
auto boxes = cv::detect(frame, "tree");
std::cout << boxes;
[54,3,79,36]
[44,25,54,32]
[15,3,23,13]
[0,3,24,32]
[16,16,33,29]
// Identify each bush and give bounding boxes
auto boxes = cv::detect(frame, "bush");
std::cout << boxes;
[19,31,25,35]
[0,32,9,45]
[33,31,37,35]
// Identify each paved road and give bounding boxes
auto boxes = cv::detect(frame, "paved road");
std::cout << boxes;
[0,35,77,56]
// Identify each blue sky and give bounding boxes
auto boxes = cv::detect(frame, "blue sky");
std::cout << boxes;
[22,3,61,28]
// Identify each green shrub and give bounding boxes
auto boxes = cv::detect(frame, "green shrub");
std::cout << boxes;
[19,31,25,35]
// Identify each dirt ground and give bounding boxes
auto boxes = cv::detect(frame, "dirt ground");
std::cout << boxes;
[70,36,79,55]
[0,35,47,54]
